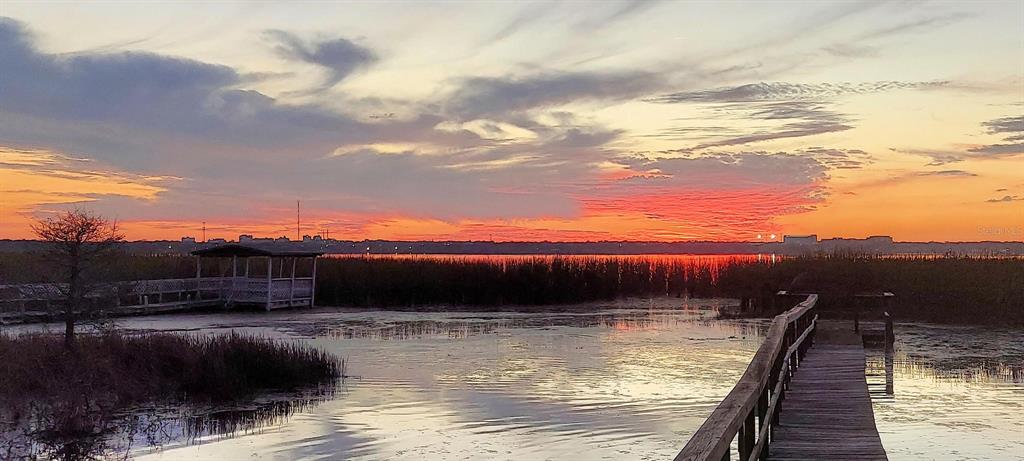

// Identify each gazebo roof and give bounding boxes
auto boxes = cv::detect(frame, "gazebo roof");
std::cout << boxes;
[191,243,324,258]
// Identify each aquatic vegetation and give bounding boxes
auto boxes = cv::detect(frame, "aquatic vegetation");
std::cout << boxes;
[718,254,1024,324]
[311,254,1023,324]
[0,331,342,404]
[2,252,1021,324]
[0,331,342,459]
[313,255,732,307]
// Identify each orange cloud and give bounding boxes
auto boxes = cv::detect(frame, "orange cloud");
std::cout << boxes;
[0,147,172,238]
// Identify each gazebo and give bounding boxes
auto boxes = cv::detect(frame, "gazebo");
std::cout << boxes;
[191,244,324,311]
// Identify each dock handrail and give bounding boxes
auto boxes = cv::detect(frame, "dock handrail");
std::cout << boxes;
[675,294,819,461]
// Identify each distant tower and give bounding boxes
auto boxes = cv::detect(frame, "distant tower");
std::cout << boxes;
[296,200,301,241]
[202,221,206,243]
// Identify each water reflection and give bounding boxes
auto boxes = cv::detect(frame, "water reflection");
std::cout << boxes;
[0,389,336,460]
[179,390,336,445]
[311,308,763,342]
[866,324,1024,461]
[9,304,1021,460]
[129,299,768,460]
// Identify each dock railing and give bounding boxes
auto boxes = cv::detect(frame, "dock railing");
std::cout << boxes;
[1,275,317,322]
[675,294,818,461]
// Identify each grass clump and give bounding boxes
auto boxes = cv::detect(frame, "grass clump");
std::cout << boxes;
[0,331,341,406]
[0,331,341,460]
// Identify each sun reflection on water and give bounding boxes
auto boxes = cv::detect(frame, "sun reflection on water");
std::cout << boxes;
[13,301,1016,461]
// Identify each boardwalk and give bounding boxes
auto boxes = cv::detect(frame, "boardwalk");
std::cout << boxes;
[767,321,887,460]
[675,297,890,461]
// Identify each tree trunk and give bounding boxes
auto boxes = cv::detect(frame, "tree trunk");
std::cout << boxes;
[64,315,75,349]
[66,260,80,349]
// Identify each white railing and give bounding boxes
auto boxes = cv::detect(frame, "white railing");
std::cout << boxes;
[2,276,314,315]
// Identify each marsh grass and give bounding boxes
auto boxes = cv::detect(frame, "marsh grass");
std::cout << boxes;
[3,251,1020,324]
[312,254,1023,324]
[0,331,342,406]
[313,255,728,307]
[0,332,341,460]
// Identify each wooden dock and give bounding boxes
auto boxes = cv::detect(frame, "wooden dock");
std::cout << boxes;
[766,322,887,460]
[0,244,326,324]
[675,296,889,461]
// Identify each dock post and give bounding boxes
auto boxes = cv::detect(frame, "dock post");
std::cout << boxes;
[884,311,895,396]
[739,409,755,458]
[885,346,895,396]
[884,312,894,352]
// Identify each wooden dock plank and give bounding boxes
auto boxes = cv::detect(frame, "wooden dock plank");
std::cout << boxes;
[767,323,887,461]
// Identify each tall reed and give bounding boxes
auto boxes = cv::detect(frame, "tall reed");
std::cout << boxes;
[3,252,1020,324]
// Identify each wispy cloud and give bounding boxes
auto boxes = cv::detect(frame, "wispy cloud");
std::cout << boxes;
[646,81,951,151]
[263,30,377,91]
[852,12,972,43]
[893,115,1024,165]
[982,115,1024,137]
[445,71,663,119]
[916,169,977,177]
[0,147,171,222]
[968,115,1024,157]
[986,195,1023,203]
[655,101,854,150]
[573,0,663,31]
[649,81,946,104]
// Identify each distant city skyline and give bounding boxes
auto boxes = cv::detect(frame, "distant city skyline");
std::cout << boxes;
[1,1,1022,242]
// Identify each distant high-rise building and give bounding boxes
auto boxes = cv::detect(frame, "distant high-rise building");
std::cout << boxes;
[783,234,818,245]
[181,236,196,244]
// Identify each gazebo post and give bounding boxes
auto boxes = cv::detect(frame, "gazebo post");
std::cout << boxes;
[195,256,202,300]
[289,257,297,306]
[228,255,238,305]
[266,255,273,311]
[310,255,318,308]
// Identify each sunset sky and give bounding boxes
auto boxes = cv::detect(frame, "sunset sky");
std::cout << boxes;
[1,1,1022,242]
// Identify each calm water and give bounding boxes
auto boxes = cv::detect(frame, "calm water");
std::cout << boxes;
[866,324,1024,461]
[124,298,758,461]
[9,300,1023,460]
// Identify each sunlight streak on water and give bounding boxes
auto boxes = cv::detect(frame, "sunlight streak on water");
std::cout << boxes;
[130,299,764,460]
[15,300,1020,460]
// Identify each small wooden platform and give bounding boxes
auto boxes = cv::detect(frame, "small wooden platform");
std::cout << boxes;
[767,322,887,460]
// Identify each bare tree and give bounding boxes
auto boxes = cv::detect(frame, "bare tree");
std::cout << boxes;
[32,210,125,348]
